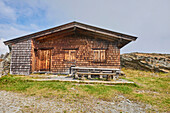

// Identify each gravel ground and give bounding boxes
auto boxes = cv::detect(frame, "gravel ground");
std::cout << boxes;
[0,90,155,113]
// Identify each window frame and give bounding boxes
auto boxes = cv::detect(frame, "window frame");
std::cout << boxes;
[64,49,77,62]
[93,49,106,63]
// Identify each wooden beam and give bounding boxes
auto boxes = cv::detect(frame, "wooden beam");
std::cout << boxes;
[71,67,120,71]
[77,72,116,75]
[75,28,118,42]
[75,25,134,41]
[35,28,75,41]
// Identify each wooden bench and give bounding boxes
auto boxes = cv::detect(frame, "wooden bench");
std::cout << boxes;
[70,67,120,81]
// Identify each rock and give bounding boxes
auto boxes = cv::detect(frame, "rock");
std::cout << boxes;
[120,71,126,76]
[0,52,11,76]
[0,54,4,59]
[121,52,170,73]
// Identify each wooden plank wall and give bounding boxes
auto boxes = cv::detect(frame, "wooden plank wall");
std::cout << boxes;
[34,34,120,74]
[10,39,32,75]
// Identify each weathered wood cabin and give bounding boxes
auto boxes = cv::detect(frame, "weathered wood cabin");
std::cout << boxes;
[4,21,137,75]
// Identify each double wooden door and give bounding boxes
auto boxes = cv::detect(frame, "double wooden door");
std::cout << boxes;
[39,50,51,71]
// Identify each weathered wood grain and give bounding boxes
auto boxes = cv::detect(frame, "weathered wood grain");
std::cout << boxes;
[33,33,120,74]
[10,39,32,75]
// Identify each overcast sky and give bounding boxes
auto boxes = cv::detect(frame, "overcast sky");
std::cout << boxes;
[0,0,170,54]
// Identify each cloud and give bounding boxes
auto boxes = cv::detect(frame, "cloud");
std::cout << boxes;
[0,0,16,22]
[0,23,41,55]
[0,24,30,55]
[0,38,9,55]
[0,0,170,54]
[0,24,28,39]
[39,0,170,54]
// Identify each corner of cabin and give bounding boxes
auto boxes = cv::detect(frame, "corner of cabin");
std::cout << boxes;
[9,39,32,75]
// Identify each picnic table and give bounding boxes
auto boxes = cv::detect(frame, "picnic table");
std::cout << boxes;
[70,67,120,81]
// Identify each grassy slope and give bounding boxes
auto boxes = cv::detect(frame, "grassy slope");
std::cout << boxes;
[0,69,169,112]
[121,68,170,112]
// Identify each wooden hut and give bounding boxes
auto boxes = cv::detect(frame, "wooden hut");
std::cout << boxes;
[4,21,137,76]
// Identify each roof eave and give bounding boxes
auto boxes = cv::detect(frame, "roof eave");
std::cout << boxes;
[4,21,137,45]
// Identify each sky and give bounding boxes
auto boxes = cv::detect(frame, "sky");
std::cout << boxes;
[0,0,170,55]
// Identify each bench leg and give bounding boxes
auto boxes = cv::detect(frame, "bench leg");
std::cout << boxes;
[80,75,86,80]
[88,75,91,79]
[116,72,119,80]
[99,75,103,79]
[107,75,111,81]
[113,76,116,81]
[74,73,79,79]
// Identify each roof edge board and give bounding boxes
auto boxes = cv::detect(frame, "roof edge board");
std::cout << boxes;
[75,21,137,41]
[3,24,75,45]
[4,21,137,45]
[3,22,75,45]
[75,25,134,41]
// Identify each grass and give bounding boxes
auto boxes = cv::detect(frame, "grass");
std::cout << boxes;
[0,69,169,112]
[121,68,170,112]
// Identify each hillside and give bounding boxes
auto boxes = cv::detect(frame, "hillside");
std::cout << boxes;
[121,52,170,73]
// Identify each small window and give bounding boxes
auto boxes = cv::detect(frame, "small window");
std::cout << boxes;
[93,50,106,62]
[65,50,76,61]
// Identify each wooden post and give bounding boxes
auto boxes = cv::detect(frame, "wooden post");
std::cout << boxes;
[69,67,73,76]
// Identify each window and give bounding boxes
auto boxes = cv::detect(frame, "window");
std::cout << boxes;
[93,50,106,62]
[65,50,76,61]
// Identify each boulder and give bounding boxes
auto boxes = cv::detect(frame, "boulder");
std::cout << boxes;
[121,52,170,73]
[0,52,11,76]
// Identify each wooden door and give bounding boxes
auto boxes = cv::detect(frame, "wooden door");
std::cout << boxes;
[39,50,51,71]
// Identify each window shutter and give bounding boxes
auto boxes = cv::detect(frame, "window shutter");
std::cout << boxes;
[70,50,76,61]
[100,50,105,62]
[93,50,106,62]
[65,50,76,61]
[65,51,69,61]
[94,50,99,61]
